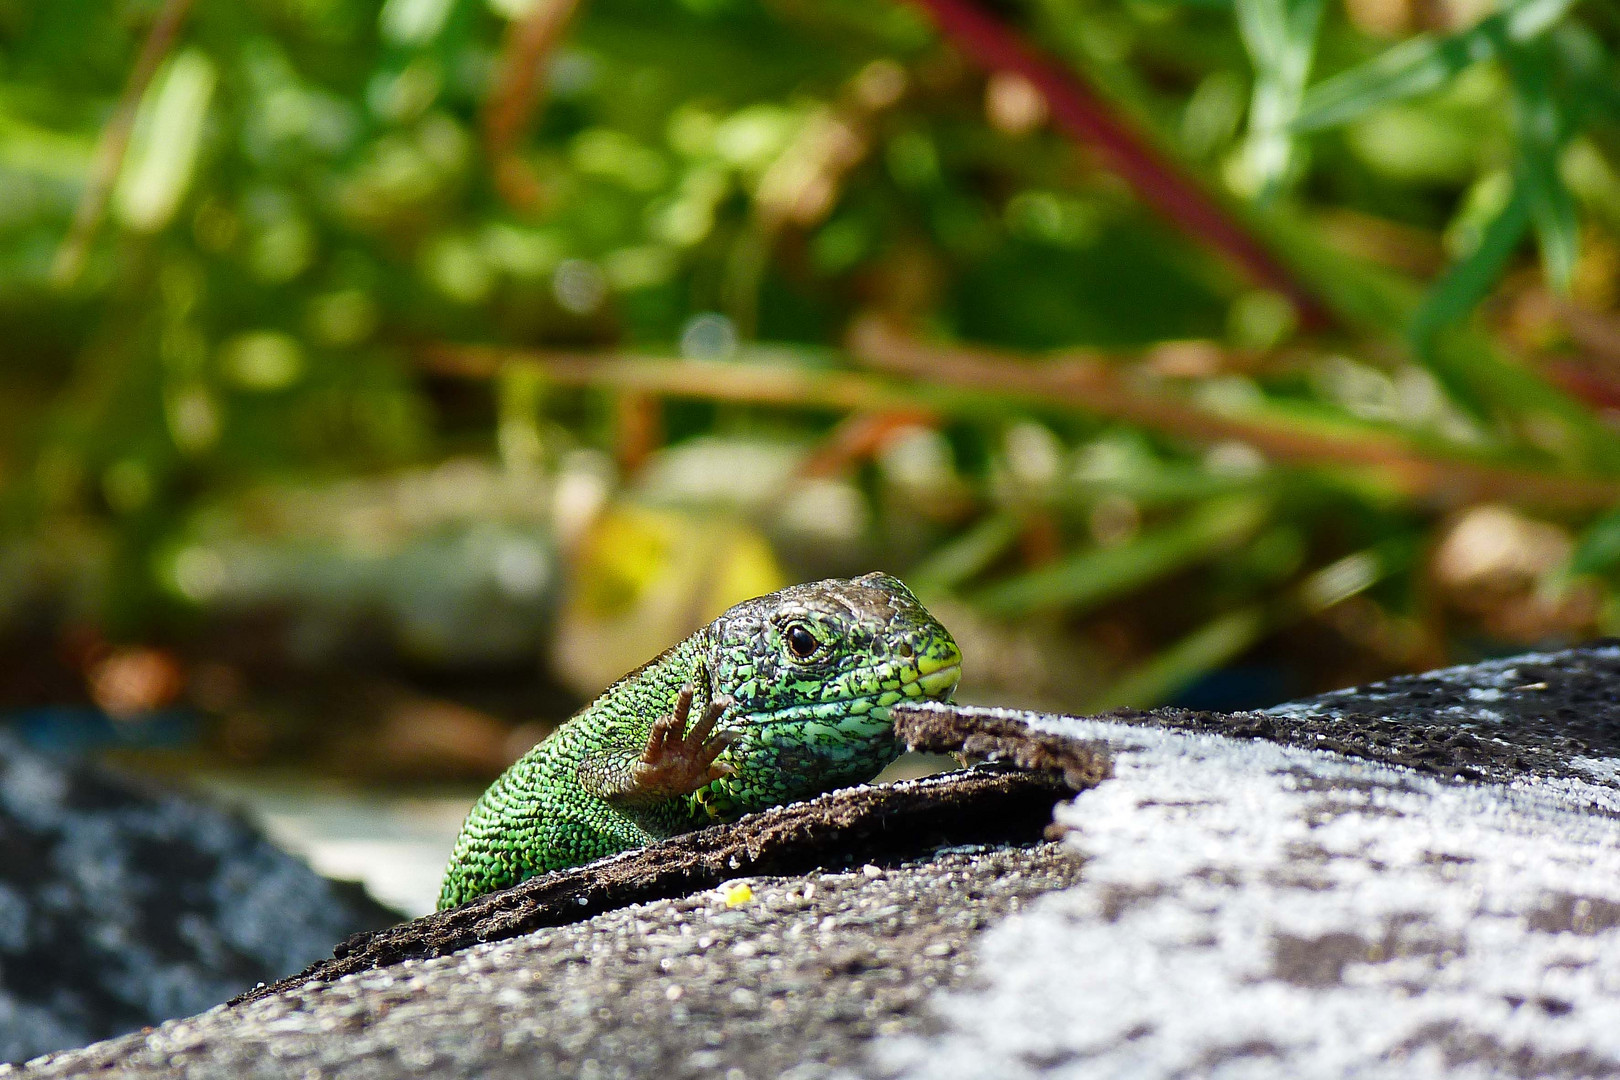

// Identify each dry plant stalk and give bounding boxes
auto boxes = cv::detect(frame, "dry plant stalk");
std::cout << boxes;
[51,0,198,287]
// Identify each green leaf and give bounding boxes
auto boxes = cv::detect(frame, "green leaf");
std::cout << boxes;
[1502,0,1581,40]
[1293,35,1488,132]
[1291,0,1579,133]
[1499,38,1579,292]
[1085,607,1268,711]
[0,107,95,181]
[1572,508,1620,576]
[974,496,1268,617]
[909,513,1021,593]
[1236,0,1326,195]
[1261,197,1620,468]
[1409,184,1530,350]
[1554,27,1620,124]
[1520,154,1579,296]
[1087,541,1403,710]
[114,50,218,233]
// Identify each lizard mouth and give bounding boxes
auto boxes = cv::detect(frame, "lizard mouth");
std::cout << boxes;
[741,637,963,727]
[905,637,963,700]
[748,661,962,727]
[911,663,961,698]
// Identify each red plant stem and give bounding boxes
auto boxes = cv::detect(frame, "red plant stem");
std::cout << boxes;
[1542,360,1620,414]
[906,0,1332,330]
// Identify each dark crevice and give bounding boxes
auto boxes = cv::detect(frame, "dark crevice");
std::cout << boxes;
[889,640,1620,786]
[891,702,1112,789]
[232,757,1093,1006]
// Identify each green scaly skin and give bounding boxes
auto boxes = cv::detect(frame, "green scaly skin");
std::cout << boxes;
[438,572,961,909]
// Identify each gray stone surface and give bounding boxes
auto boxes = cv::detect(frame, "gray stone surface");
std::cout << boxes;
[1264,643,1620,790]
[1092,642,1620,789]
[14,844,1078,1079]
[877,710,1620,1079]
[18,644,1620,1078]
[231,765,1070,1005]
[0,733,396,1063]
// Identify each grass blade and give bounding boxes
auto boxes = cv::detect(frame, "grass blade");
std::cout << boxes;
[909,513,1022,593]
[1086,541,1404,710]
[1571,508,1620,576]
[1085,608,1268,711]
[1237,0,1326,195]
[1291,0,1578,133]
[1501,38,1579,292]
[1553,26,1620,124]
[974,495,1268,617]
[1409,184,1530,351]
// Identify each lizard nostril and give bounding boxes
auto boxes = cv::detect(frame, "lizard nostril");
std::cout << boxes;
[896,641,913,658]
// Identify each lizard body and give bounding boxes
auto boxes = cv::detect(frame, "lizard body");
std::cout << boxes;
[438,572,960,909]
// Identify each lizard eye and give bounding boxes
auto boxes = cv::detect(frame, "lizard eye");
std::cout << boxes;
[783,622,820,661]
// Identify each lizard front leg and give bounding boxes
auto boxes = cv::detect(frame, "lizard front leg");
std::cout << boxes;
[576,684,737,821]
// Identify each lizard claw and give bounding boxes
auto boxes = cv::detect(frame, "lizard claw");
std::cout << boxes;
[630,685,738,797]
[642,687,692,765]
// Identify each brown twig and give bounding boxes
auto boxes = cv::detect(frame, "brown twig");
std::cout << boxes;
[423,341,907,410]
[483,0,583,211]
[1494,289,1620,414]
[51,0,197,287]
[846,317,1620,509]
[614,391,664,472]
[419,337,1620,510]
[903,0,1332,331]
[797,408,938,479]
[1553,298,1620,375]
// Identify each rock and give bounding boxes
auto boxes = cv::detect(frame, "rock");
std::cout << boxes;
[0,731,397,1063]
[16,845,1080,1079]
[16,644,1620,1077]
[882,702,1620,1077]
[238,766,1072,1003]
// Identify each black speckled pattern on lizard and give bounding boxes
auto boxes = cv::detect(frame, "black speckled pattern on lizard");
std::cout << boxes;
[438,572,962,908]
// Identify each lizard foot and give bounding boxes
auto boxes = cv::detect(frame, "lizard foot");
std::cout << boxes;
[627,685,737,800]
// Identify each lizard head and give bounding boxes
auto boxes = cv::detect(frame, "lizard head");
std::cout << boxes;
[696,572,960,815]
[705,571,961,722]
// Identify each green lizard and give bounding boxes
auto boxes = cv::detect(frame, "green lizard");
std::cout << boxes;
[438,572,961,909]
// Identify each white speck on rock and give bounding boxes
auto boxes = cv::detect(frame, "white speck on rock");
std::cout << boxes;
[1568,757,1620,787]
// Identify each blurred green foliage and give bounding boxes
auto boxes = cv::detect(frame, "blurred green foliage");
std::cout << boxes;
[3,0,1620,719]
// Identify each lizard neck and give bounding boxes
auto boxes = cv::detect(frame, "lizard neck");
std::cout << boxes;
[584,631,709,733]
